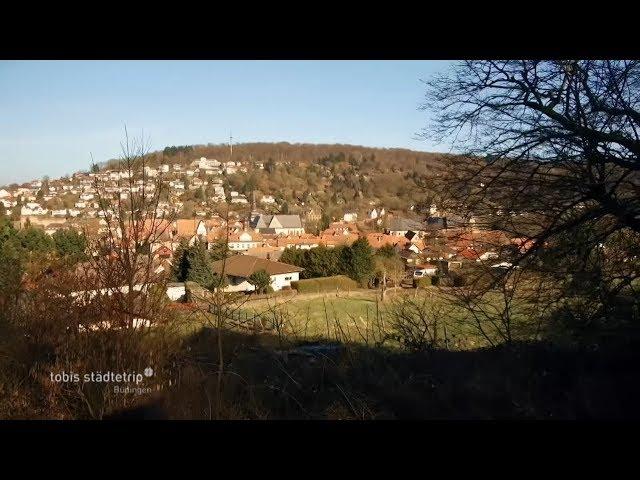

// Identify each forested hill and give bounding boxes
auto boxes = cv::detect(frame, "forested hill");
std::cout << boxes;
[103,142,448,172]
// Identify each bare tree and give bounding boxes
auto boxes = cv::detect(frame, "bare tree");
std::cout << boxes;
[87,129,175,330]
[420,60,640,330]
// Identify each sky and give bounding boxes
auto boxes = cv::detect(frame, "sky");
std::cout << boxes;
[0,60,454,186]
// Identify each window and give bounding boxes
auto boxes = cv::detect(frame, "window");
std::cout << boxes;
[285,276,292,281]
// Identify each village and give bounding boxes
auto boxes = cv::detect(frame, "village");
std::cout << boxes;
[0,153,530,295]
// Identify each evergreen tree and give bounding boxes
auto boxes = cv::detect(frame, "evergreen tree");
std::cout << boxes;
[208,239,230,261]
[171,239,191,282]
[18,227,54,253]
[186,241,218,288]
[52,229,87,260]
[341,238,375,286]
[279,247,304,267]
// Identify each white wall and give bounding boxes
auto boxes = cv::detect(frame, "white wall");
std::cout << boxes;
[270,271,299,291]
[166,284,186,301]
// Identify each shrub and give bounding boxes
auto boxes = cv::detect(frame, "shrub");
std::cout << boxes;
[184,281,208,303]
[449,271,467,287]
[413,277,431,289]
[290,275,358,293]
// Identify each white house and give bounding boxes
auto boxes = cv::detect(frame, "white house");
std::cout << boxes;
[231,195,249,204]
[343,212,358,222]
[227,231,263,252]
[260,195,276,205]
[0,189,11,199]
[210,255,303,293]
[51,209,68,217]
[144,166,158,178]
[21,203,47,216]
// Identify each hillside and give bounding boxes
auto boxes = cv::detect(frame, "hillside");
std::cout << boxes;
[112,142,447,222]
[1,142,450,229]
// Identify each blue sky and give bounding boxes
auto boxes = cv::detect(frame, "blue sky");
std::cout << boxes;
[0,60,454,185]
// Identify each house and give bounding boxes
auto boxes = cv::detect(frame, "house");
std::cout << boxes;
[174,219,207,244]
[386,217,426,237]
[343,212,358,222]
[227,231,264,252]
[0,189,11,199]
[260,195,276,205]
[210,255,303,292]
[413,263,438,277]
[143,166,158,178]
[194,157,221,170]
[270,234,321,251]
[251,214,305,236]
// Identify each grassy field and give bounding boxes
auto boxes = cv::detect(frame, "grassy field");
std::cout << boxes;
[243,289,387,343]
[170,284,542,351]
[173,287,495,349]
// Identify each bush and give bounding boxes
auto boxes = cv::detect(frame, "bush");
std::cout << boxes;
[431,276,440,286]
[291,275,358,293]
[413,277,431,289]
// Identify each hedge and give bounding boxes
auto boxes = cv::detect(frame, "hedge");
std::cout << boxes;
[291,275,358,293]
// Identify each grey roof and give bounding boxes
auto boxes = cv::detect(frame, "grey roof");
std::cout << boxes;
[251,214,303,230]
[388,217,425,232]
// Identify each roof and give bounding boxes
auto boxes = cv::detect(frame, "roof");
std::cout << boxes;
[175,219,204,238]
[245,246,283,260]
[210,255,304,278]
[251,214,303,230]
[387,217,425,232]
[365,233,409,249]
